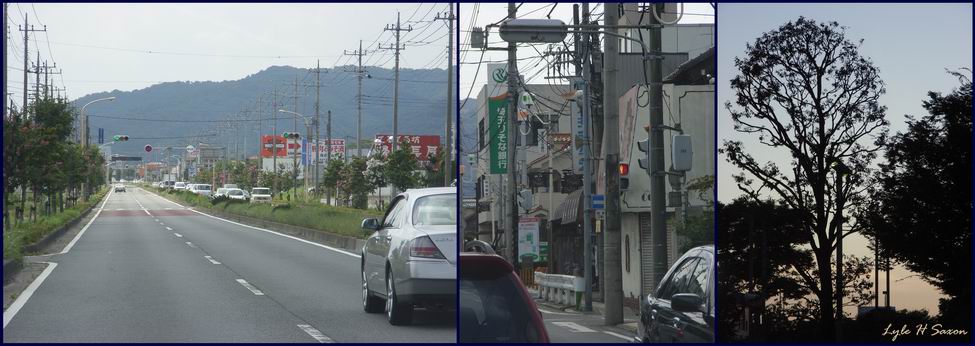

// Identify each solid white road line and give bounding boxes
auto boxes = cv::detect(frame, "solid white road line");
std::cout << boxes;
[235,279,264,295]
[3,262,57,329]
[185,241,195,248]
[55,189,113,255]
[6,190,114,327]
[141,189,361,259]
[603,331,633,341]
[297,324,334,343]
[174,233,183,238]
[551,321,597,333]
[203,256,221,265]
[165,227,173,231]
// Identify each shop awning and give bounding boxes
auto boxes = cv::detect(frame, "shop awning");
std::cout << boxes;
[551,189,583,225]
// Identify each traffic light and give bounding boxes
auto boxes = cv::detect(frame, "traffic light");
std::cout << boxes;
[282,132,301,139]
[113,135,130,142]
[637,138,650,172]
[619,162,630,190]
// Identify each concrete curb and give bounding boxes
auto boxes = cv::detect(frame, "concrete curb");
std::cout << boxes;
[3,258,23,285]
[3,192,103,286]
[151,191,367,254]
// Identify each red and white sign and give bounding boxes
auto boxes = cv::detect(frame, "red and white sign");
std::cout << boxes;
[260,135,301,158]
[374,135,441,160]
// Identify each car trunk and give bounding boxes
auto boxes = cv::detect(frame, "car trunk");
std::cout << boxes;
[418,225,456,264]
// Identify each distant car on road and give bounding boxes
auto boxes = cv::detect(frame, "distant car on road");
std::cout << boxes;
[174,182,187,190]
[636,245,715,343]
[250,187,272,203]
[189,184,212,197]
[114,184,126,193]
[226,188,247,200]
[361,187,456,325]
[459,250,549,343]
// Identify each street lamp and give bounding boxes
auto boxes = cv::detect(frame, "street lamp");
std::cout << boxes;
[81,96,116,148]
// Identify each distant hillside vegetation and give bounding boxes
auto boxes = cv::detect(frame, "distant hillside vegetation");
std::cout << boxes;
[73,65,449,157]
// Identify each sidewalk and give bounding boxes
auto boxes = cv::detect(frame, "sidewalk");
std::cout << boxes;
[528,288,640,334]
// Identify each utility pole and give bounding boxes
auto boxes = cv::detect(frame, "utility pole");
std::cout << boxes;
[327,109,332,196]
[272,87,278,193]
[344,40,369,161]
[383,12,412,197]
[315,60,322,198]
[602,2,623,326]
[19,15,45,117]
[436,5,455,186]
[505,2,519,263]
[648,3,669,291]
[579,2,595,312]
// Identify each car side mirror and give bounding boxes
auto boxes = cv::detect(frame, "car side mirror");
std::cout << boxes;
[671,293,704,313]
[361,218,380,232]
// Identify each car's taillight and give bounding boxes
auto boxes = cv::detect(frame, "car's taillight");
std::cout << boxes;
[410,236,445,259]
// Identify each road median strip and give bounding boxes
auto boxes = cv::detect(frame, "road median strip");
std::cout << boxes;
[144,187,370,256]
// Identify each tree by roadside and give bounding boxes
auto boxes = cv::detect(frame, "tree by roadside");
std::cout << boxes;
[861,70,972,332]
[721,17,888,340]
[384,139,422,193]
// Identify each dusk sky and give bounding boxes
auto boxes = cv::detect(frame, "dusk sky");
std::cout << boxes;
[718,3,973,315]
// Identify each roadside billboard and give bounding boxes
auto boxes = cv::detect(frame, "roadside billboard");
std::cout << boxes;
[374,135,441,161]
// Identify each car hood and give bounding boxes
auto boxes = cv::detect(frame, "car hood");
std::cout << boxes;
[414,224,456,264]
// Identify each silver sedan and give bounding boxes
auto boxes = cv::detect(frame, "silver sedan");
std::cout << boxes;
[361,187,457,325]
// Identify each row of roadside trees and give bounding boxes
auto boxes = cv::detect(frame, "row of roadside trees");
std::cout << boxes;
[3,98,108,231]
[187,139,449,211]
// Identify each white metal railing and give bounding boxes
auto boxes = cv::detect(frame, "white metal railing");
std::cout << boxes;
[534,271,585,306]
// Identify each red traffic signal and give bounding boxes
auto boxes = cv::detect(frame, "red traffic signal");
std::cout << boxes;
[619,162,629,176]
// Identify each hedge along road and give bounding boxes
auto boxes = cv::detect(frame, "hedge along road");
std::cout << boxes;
[1,186,456,343]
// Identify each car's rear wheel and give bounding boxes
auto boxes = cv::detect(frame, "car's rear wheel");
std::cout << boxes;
[363,266,383,313]
[385,268,413,325]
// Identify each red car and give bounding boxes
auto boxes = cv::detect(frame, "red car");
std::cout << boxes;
[459,251,549,343]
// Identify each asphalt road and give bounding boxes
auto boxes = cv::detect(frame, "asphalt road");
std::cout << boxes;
[538,306,633,343]
[2,186,455,343]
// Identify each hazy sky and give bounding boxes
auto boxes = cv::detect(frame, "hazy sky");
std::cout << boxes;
[718,3,972,315]
[459,2,714,102]
[4,3,452,106]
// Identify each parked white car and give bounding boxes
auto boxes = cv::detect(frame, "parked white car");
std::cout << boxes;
[361,187,456,325]
[223,183,239,189]
[174,182,187,190]
[189,184,212,197]
[226,188,247,200]
[250,187,272,203]
[213,188,229,198]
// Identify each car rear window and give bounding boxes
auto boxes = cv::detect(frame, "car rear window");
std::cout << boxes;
[460,274,543,343]
[412,194,456,226]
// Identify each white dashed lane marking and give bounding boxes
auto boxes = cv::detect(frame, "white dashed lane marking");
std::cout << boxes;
[235,279,264,295]
[551,321,597,333]
[185,241,195,248]
[174,233,183,238]
[297,324,334,343]
[203,256,221,265]
[165,226,173,231]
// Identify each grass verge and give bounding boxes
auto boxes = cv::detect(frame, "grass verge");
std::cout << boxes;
[3,187,110,261]
[151,187,381,239]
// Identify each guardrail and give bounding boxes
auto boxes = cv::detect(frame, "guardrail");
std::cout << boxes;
[534,271,585,307]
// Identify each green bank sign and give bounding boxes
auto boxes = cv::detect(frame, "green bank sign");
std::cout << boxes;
[489,94,510,174]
